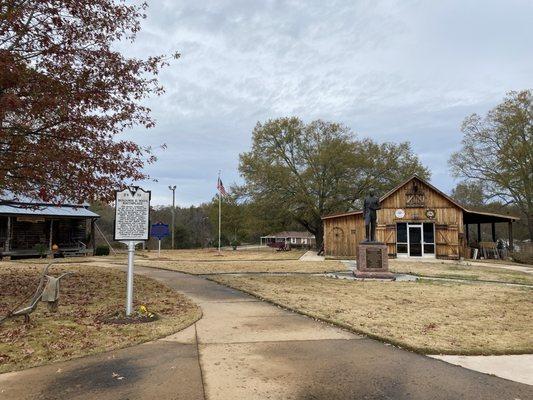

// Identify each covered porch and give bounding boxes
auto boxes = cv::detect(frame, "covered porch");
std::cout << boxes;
[0,202,99,259]
[463,209,519,259]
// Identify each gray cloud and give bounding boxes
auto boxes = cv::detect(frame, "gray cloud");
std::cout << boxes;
[120,0,533,205]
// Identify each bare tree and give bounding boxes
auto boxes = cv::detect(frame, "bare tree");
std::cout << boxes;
[449,90,533,239]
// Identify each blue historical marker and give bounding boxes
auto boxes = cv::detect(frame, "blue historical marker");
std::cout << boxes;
[150,222,170,257]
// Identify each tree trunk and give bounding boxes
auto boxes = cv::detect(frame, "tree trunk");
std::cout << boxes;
[527,213,533,240]
[311,220,324,250]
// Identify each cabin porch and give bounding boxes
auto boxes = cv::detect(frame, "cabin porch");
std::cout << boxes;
[0,201,99,259]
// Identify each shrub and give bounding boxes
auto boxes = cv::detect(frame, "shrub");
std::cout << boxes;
[34,243,48,258]
[512,250,533,265]
[95,245,110,256]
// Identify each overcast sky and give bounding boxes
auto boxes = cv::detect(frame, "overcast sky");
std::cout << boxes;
[122,0,533,206]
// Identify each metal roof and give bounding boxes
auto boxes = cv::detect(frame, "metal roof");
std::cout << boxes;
[0,203,99,218]
[0,191,90,207]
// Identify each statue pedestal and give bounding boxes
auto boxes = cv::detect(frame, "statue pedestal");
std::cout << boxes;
[354,242,395,279]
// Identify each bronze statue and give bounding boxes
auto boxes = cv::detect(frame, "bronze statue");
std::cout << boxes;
[363,190,380,242]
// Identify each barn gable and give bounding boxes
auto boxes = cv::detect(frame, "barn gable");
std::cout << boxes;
[379,175,463,211]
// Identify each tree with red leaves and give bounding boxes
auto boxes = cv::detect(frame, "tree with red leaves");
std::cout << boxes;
[0,1,176,203]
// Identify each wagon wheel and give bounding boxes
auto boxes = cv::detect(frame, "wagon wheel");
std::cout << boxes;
[332,227,345,243]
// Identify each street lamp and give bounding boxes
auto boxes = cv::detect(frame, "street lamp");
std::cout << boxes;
[168,185,176,249]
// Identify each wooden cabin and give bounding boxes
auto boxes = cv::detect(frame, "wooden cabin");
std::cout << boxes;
[322,176,519,260]
[0,197,99,259]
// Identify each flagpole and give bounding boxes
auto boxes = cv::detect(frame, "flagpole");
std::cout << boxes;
[218,170,221,254]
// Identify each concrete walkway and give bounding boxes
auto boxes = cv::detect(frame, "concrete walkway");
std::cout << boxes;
[1,267,531,400]
[463,260,533,274]
[298,250,325,261]
[430,354,533,386]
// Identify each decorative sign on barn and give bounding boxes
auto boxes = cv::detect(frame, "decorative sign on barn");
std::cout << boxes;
[405,181,425,208]
[114,186,151,241]
[426,209,436,219]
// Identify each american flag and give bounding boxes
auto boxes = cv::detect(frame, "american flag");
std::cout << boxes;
[217,177,228,197]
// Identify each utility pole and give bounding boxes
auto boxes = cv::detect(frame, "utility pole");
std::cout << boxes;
[169,185,176,249]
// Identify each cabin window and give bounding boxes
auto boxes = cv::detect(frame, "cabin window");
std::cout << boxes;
[291,237,297,244]
[396,223,408,254]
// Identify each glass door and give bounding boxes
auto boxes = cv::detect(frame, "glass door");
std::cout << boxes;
[408,225,422,257]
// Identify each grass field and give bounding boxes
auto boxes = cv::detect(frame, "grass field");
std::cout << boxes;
[389,260,533,285]
[136,248,306,261]
[210,274,533,355]
[84,247,341,274]
[136,259,344,274]
[0,263,201,373]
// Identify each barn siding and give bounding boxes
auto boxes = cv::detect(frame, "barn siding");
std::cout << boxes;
[324,178,464,259]
[324,214,364,258]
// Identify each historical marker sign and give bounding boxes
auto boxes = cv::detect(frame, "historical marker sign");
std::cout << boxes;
[114,186,151,316]
[114,187,151,241]
[150,222,170,240]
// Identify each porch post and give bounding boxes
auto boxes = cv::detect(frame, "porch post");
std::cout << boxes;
[465,224,469,245]
[90,218,96,255]
[491,222,496,242]
[477,223,481,242]
[6,216,11,252]
[49,219,54,254]
[508,221,514,251]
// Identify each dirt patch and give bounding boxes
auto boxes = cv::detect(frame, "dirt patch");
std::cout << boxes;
[96,310,159,325]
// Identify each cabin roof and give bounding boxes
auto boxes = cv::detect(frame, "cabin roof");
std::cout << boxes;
[0,201,99,219]
[321,175,519,222]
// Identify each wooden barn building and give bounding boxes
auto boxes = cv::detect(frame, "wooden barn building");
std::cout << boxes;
[322,176,519,260]
[0,196,99,259]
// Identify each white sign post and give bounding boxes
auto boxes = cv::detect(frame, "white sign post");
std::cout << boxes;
[114,186,151,316]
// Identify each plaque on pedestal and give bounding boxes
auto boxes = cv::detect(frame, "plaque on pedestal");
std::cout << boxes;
[354,242,395,279]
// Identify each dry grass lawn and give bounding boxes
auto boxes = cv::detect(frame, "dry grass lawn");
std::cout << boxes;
[135,248,306,261]
[0,263,201,373]
[135,259,344,274]
[210,274,533,355]
[24,248,306,265]
[390,260,533,285]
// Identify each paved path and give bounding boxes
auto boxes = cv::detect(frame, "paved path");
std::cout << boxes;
[1,266,532,400]
[298,250,326,261]
[464,261,533,274]
[430,354,533,386]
